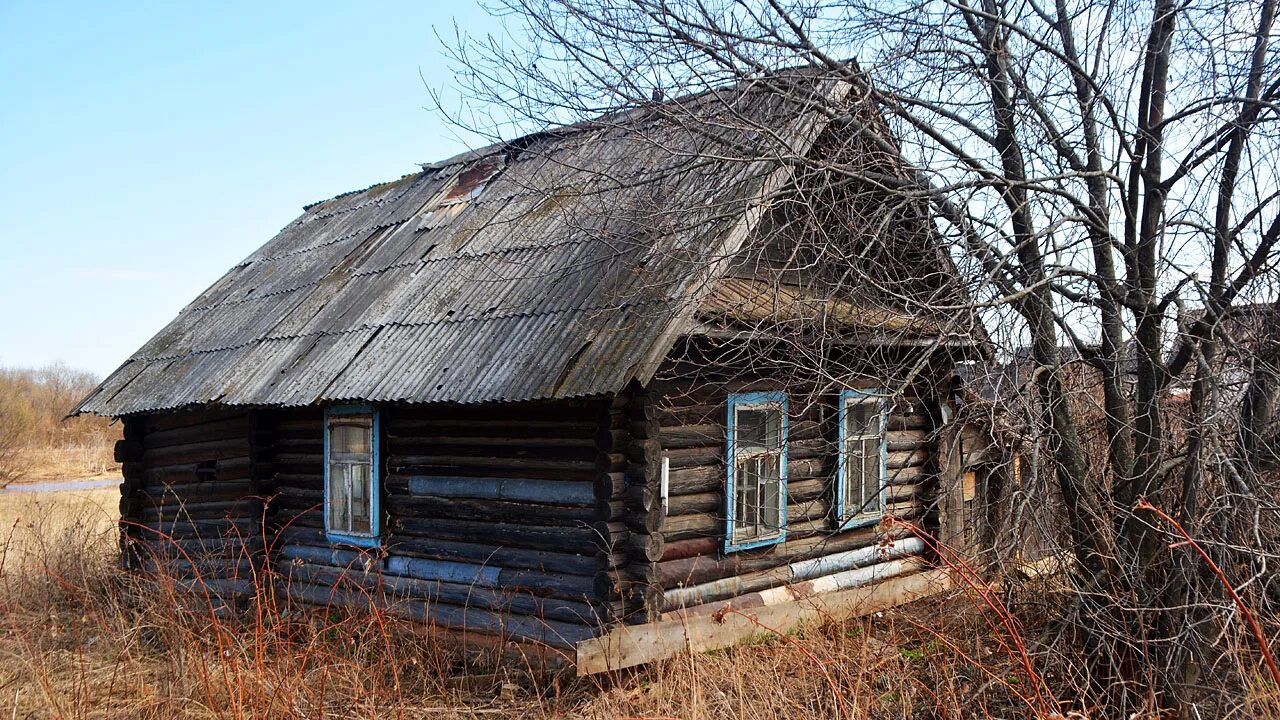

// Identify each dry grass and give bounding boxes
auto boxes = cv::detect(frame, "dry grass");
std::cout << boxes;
[0,488,1274,718]
[0,364,120,486]
[10,444,119,484]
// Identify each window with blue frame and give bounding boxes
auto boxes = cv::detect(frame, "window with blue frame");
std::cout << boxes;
[837,389,888,530]
[324,405,380,547]
[725,392,788,552]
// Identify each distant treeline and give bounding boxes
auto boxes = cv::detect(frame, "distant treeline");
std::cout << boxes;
[0,365,117,484]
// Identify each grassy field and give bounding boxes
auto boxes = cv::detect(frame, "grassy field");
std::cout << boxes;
[0,486,1273,718]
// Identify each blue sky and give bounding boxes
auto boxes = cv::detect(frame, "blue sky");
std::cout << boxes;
[0,2,500,377]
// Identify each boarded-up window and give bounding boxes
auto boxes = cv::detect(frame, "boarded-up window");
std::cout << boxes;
[838,390,887,529]
[325,406,380,546]
[726,392,788,552]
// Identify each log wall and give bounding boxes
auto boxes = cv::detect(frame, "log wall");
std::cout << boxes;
[643,354,939,616]
[117,407,263,609]
[269,400,619,648]
[114,349,947,645]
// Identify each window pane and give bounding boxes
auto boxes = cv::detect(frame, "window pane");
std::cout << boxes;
[328,463,350,532]
[845,398,881,437]
[730,397,785,546]
[844,449,860,510]
[861,438,881,513]
[327,412,376,538]
[736,457,760,535]
[735,452,782,541]
[844,397,884,520]
[736,406,781,452]
[349,463,372,534]
[330,420,371,455]
[761,455,781,532]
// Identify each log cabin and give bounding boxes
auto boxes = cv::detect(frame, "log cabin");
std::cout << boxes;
[75,71,989,672]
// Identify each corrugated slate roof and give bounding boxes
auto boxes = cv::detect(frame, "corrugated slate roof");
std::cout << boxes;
[77,75,848,416]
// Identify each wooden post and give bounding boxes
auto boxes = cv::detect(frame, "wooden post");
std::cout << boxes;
[936,401,977,565]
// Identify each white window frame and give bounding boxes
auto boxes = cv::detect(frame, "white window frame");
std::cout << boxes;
[836,389,888,530]
[324,404,381,547]
[725,391,788,553]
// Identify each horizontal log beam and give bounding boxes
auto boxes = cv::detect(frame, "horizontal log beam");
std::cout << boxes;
[404,475,594,505]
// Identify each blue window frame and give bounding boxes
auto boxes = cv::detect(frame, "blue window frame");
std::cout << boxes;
[323,404,381,547]
[836,389,888,531]
[725,391,788,553]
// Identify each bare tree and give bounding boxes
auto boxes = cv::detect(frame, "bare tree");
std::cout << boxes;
[439,0,1280,713]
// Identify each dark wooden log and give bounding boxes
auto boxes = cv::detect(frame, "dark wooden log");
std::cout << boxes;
[788,477,828,505]
[392,454,601,476]
[389,433,596,451]
[624,439,662,464]
[666,465,722,495]
[626,401,658,423]
[401,475,595,505]
[143,439,250,466]
[123,417,146,442]
[135,499,262,522]
[886,438,930,453]
[888,449,930,469]
[627,421,658,439]
[281,582,595,648]
[138,479,256,504]
[274,453,323,473]
[886,465,926,484]
[595,453,625,473]
[659,536,718,562]
[594,427,628,452]
[388,494,607,526]
[167,577,259,600]
[664,447,724,469]
[658,423,723,449]
[382,536,599,578]
[662,513,720,541]
[593,472,626,500]
[887,414,929,431]
[284,562,608,626]
[625,461,657,487]
[789,438,837,462]
[624,532,666,562]
[392,517,618,554]
[274,436,323,452]
[656,403,721,428]
[141,517,260,538]
[141,416,252,448]
[594,499,627,521]
[137,535,263,560]
[624,485,657,512]
[275,473,323,490]
[624,508,665,535]
[114,439,144,463]
[665,490,720,517]
[387,418,597,439]
[140,456,253,484]
[141,557,259,579]
[390,440,595,463]
[596,548,629,570]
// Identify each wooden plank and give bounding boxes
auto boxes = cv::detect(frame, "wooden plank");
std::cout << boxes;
[574,568,953,675]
